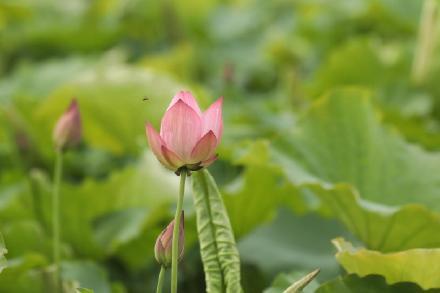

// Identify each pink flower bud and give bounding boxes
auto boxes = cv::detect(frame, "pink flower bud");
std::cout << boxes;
[146,91,223,172]
[154,212,185,267]
[53,99,82,150]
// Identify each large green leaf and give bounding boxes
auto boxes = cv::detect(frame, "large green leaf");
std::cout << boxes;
[233,139,440,252]
[192,169,243,292]
[268,88,440,256]
[308,34,440,150]
[333,238,440,290]
[293,183,440,252]
[274,88,440,210]
[309,37,423,114]
[316,274,438,293]
[311,39,386,97]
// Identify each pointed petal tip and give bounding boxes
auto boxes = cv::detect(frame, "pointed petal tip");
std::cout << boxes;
[181,91,196,102]
[145,122,157,139]
[204,130,217,143]
[213,97,223,109]
[174,98,187,106]
[145,122,159,138]
[145,121,154,130]
[203,98,223,139]
[167,98,192,113]
[169,90,201,115]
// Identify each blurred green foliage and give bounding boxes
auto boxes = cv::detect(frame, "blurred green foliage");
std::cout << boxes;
[1,0,440,292]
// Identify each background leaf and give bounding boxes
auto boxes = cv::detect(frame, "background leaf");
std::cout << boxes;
[274,88,440,210]
[290,183,440,252]
[316,274,438,293]
[333,238,440,290]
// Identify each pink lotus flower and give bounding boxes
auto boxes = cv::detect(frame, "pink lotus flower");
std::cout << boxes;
[53,98,82,150]
[146,91,223,172]
[154,211,184,267]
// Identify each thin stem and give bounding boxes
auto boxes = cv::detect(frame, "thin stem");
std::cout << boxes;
[156,266,166,293]
[52,150,63,292]
[171,169,187,293]
[412,0,439,84]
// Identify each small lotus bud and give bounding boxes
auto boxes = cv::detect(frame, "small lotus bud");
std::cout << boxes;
[53,98,82,151]
[154,211,184,267]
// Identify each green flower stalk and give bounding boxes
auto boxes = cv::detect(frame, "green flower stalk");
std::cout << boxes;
[171,171,186,293]
[51,98,81,291]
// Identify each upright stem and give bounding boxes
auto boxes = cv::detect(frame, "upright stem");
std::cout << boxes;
[156,266,166,293]
[52,150,63,292]
[171,169,187,293]
[412,0,439,84]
